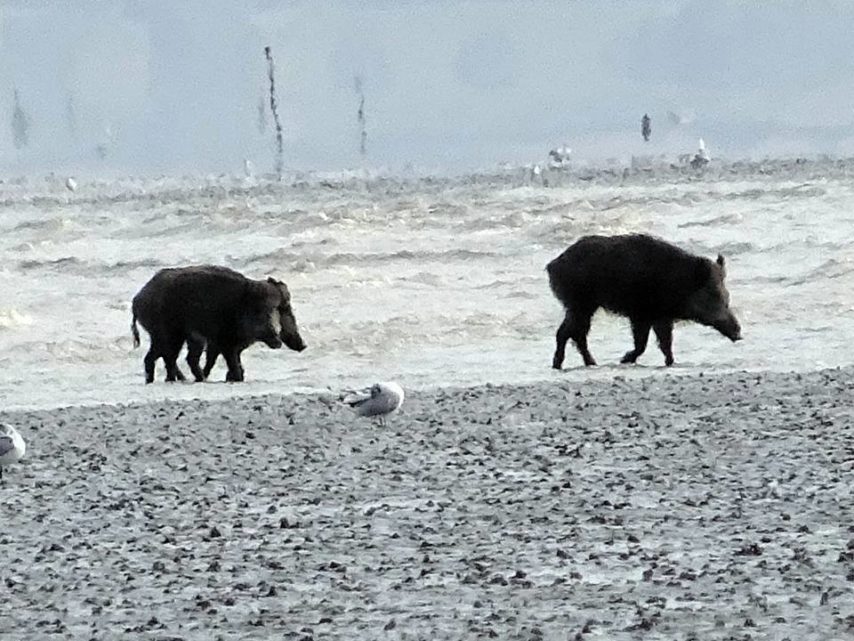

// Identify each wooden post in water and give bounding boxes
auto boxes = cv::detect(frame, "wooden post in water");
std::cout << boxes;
[355,76,367,159]
[12,88,30,151]
[264,46,284,180]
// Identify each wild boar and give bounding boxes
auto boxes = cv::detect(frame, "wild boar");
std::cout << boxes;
[131,265,306,383]
[547,234,741,368]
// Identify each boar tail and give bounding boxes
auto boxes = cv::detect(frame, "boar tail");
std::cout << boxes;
[131,314,140,348]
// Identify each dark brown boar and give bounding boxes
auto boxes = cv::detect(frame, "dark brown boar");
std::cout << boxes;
[131,265,306,383]
[547,234,741,368]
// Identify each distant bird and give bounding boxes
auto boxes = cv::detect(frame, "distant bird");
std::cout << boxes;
[343,382,405,425]
[548,144,571,169]
[0,424,26,481]
[65,177,77,192]
[690,138,710,169]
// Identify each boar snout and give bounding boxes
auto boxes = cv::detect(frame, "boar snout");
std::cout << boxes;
[284,333,306,352]
[278,308,306,352]
[714,315,742,342]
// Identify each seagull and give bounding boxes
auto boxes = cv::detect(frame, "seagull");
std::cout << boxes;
[0,424,26,481]
[343,382,405,426]
[548,145,571,169]
[690,138,710,169]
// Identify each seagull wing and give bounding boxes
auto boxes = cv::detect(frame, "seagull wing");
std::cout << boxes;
[342,389,372,408]
[353,394,394,417]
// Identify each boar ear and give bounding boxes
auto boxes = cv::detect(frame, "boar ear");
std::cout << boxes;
[716,254,727,277]
[268,278,290,301]
[245,279,268,301]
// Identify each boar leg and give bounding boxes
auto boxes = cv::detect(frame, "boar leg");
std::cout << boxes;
[653,320,675,366]
[165,359,186,382]
[202,344,221,381]
[223,348,245,382]
[143,342,161,384]
[186,337,206,382]
[164,361,184,382]
[553,316,572,369]
[554,309,596,368]
[162,334,185,382]
[570,308,596,366]
[621,320,651,364]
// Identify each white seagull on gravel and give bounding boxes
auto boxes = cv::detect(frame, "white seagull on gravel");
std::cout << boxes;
[343,382,405,425]
[0,424,26,481]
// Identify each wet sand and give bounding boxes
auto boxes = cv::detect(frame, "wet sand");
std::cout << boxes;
[2,367,853,640]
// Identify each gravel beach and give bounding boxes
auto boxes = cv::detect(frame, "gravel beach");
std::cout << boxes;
[2,367,853,640]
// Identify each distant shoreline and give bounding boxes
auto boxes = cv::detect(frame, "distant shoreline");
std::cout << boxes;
[2,154,854,192]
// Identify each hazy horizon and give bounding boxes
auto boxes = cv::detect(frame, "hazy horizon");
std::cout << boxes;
[2,1,854,175]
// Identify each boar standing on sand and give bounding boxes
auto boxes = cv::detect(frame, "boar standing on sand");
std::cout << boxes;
[131,265,306,383]
[547,234,741,368]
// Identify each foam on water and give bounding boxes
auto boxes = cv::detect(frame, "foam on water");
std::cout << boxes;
[1,159,854,410]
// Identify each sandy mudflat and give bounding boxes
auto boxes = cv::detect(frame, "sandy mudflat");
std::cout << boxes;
[1,368,853,640]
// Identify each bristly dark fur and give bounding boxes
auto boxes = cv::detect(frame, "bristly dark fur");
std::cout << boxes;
[547,234,740,368]
[131,265,305,384]
[548,234,709,320]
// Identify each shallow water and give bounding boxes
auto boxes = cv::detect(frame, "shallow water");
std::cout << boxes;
[1,159,854,410]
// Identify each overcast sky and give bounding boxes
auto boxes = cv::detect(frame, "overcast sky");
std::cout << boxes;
[2,1,854,174]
